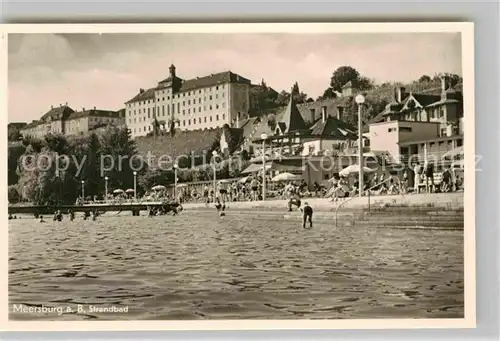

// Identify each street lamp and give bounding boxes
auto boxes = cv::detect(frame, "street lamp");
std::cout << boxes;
[261,133,268,201]
[81,180,85,201]
[133,171,137,200]
[104,176,109,203]
[355,94,366,197]
[212,150,218,199]
[173,163,178,200]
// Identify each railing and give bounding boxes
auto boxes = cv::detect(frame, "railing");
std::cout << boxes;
[334,178,402,227]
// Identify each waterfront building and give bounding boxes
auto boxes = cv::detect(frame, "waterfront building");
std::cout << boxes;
[20,104,125,139]
[124,64,252,138]
[368,76,464,163]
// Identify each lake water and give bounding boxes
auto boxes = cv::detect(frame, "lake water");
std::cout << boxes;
[8,211,464,320]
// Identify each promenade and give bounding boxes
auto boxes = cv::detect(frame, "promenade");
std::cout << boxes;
[183,192,465,212]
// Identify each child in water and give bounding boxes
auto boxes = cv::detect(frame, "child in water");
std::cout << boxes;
[39,215,45,223]
[300,202,313,229]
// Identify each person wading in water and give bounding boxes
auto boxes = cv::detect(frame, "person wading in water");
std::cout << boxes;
[300,202,313,229]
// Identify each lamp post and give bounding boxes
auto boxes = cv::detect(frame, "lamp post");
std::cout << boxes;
[173,163,178,200]
[261,133,268,201]
[104,176,109,203]
[133,171,137,200]
[81,180,85,201]
[212,151,218,198]
[355,94,365,197]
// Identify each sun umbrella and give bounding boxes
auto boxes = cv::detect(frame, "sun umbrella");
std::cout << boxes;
[271,172,302,182]
[219,179,232,184]
[125,188,135,194]
[451,159,464,169]
[442,146,464,159]
[177,184,187,188]
[113,189,124,194]
[151,185,166,191]
[339,164,376,177]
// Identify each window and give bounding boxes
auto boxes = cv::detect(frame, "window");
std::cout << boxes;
[177,104,180,113]
[216,94,218,99]
[163,97,165,101]
[210,116,212,122]
[183,101,185,106]
[167,105,170,115]
[188,100,191,105]
[440,128,446,136]
[188,109,190,114]
[222,114,225,120]
[162,106,165,116]
[188,119,191,125]
[188,92,191,96]
[216,104,219,109]
[457,139,463,147]
[204,117,207,123]
[439,108,445,118]
[209,105,212,110]
[222,102,225,108]
[216,86,219,90]
[210,95,213,100]
[199,107,201,112]
[216,114,219,121]
[183,109,185,115]
[400,127,412,133]
[204,96,206,101]
[139,127,141,132]
[199,90,201,94]
[149,126,152,131]
[222,93,225,98]
[388,128,397,132]
[183,120,185,126]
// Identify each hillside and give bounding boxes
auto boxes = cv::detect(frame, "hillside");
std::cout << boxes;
[135,128,222,168]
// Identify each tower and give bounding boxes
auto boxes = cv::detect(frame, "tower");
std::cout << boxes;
[169,64,176,78]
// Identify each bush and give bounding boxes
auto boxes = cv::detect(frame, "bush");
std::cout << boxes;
[8,185,20,204]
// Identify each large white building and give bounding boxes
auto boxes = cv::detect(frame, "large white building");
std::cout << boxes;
[124,64,252,138]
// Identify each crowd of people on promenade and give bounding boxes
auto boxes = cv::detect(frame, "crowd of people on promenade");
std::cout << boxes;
[171,162,464,205]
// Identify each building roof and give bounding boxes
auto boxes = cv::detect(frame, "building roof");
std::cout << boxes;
[426,98,460,108]
[402,93,441,109]
[40,105,75,122]
[179,71,251,92]
[66,109,122,121]
[8,122,27,129]
[278,95,307,134]
[309,116,357,139]
[125,88,156,104]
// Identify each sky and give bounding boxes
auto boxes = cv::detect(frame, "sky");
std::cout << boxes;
[8,32,462,123]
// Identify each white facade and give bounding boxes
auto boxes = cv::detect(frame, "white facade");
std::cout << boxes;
[369,121,440,161]
[125,68,251,139]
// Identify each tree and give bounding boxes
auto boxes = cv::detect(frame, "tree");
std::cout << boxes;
[8,143,25,185]
[8,127,21,142]
[8,185,20,203]
[329,66,362,92]
[418,75,432,83]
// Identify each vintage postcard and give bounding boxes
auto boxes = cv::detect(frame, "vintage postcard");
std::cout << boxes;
[0,23,475,331]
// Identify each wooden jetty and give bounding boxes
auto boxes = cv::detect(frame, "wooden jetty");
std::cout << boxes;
[8,201,180,216]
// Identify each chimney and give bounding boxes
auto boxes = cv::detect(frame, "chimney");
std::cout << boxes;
[139,88,145,93]
[441,75,448,92]
[337,106,344,121]
[59,104,62,108]
[65,102,68,106]
[236,112,240,128]
[93,106,96,110]
[82,107,85,111]
[396,87,405,102]
[309,108,316,123]
[321,106,327,123]
[51,105,53,109]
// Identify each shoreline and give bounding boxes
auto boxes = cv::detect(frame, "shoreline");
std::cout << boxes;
[183,192,464,212]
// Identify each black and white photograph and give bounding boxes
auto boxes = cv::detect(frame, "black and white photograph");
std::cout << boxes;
[2,23,475,330]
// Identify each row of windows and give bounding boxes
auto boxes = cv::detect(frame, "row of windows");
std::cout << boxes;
[127,84,227,107]
[128,102,228,118]
[131,113,225,134]
[128,113,226,125]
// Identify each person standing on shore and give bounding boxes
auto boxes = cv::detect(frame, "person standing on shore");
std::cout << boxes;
[413,162,422,194]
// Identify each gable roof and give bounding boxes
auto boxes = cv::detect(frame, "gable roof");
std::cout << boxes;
[125,88,156,104]
[402,93,441,110]
[180,71,251,92]
[40,105,75,122]
[309,116,357,139]
[278,95,307,133]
